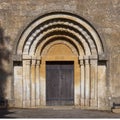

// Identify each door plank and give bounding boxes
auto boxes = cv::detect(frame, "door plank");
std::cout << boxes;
[46,61,74,105]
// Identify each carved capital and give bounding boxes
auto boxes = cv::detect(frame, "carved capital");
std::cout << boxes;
[36,60,40,66]
[90,59,98,65]
[80,59,84,65]
[31,59,36,65]
[26,60,31,65]
[85,59,89,65]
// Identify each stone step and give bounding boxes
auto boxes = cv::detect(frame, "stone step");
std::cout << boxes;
[112,109,120,113]
[53,106,74,110]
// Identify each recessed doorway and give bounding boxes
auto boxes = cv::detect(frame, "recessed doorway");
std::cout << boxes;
[46,61,74,106]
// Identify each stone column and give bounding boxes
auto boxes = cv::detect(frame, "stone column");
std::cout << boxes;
[14,65,22,107]
[22,60,26,107]
[31,59,36,107]
[74,61,80,105]
[25,59,31,107]
[98,63,106,109]
[80,57,85,106]
[84,56,90,106]
[35,59,40,106]
[22,59,31,107]
[40,62,46,106]
[90,56,98,107]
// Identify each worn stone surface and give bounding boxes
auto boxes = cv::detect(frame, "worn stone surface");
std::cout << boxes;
[0,0,120,111]
[0,107,120,118]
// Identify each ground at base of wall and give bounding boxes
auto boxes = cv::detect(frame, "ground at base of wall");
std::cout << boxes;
[0,108,120,118]
[8,105,111,111]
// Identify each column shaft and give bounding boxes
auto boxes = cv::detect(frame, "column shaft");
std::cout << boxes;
[31,59,36,107]
[80,59,85,106]
[22,60,26,107]
[85,58,90,106]
[25,60,31,107]
[36,60,40,106]
[90,59,98,107]
[22,60,31,107]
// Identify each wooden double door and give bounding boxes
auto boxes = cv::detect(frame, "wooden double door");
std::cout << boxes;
[46,61,74,105]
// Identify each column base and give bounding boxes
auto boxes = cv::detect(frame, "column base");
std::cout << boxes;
[80,98,85,106]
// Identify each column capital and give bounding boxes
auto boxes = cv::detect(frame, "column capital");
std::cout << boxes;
[36,60,41,65]
[80,59,84,65]
[79,56,83,60]
[85,59,89,65]
[89,55,98,60]
[31,59,36,65]
[90,59,98,65]
[23,54,31,60]
[31,55,37,60]
[79,56,84,65]
[83,56,90,65]
[25,59,31,65]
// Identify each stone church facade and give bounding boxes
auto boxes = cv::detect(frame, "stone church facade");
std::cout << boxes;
[0,0,120,110]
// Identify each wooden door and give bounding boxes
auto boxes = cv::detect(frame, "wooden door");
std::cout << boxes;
[46,61,74,105]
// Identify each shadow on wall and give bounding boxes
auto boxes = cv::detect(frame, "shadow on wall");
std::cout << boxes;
[0,25,11,109]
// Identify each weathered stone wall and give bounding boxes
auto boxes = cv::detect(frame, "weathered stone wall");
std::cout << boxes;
[0,0,120,109]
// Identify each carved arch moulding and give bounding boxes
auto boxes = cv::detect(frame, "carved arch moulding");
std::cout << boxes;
[12,12,108,109]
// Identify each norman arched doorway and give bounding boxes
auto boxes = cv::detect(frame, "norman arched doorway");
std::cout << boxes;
[13,12,107,109]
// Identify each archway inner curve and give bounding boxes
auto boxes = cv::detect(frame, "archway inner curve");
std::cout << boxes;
[35,35,84,57]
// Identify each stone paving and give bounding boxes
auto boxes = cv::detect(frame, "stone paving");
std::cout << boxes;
[0,107,120,118]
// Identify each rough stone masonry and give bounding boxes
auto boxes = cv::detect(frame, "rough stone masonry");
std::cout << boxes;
[0,0,120,110]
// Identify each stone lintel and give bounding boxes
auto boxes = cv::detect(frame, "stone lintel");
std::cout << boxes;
[25,59,31,65]
[89,55,98,65]
[12,54,22,61]
[23,54,31,60]
[90,59,98,65]
[31,55,37,60]
[83,55,90,60]
[89,55,98,60]
[98,54,108,61]
[31,55,41,60]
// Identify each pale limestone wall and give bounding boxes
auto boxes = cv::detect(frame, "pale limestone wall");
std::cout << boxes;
[0,0,120,110]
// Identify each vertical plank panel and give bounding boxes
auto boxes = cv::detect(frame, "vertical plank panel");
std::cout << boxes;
[46,61,74,105]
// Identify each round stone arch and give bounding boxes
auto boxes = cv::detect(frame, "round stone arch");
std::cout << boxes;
[35,35,84,56]
[13,12,107,110]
